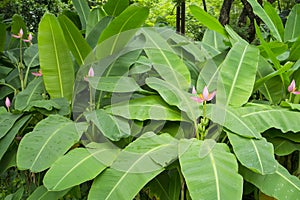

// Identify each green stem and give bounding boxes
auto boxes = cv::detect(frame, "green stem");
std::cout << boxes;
[18,39,25,91]
[178,167,185,200]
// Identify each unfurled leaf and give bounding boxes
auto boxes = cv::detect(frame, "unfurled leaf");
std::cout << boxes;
[179,139,243,200]
[103,0,129,16]
[105,96,185,121]
[14,78,44,111]
[17,115,88,172]
[44,146,119,191]
[146,77,200,121]
[240,164,300,200]
[227,131,277,175]
[58,15,92,65]
[38,13,74,101]
[284,4,300,41]
[27,185,70,200]
[85,109,130,141]
[218,42,259,106]
[0,113,22,139]
[72,0,90,30]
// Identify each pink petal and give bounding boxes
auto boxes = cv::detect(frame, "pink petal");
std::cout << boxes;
[292,91,300,95]
[32,70,42,77]
[190,96,204,103]
[12,34,21,39]
[192,86,197,94]
[88,67,94,77]
[288,80,296,92]
[5,97,11,108]
[202,86,209,100]
[207,91,216,101]
[19,28,23,37]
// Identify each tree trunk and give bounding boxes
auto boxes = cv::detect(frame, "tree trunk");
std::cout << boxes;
[238,0,263,42]
[219,0,234,25]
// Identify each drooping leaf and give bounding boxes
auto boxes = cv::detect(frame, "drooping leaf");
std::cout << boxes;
[218,42,259,106]
[17,115,88,172]
[38,13,74,101]
[87,76,142,93]
[72,0,90,30]
[146,77,200,122]
[44,146,119,191]
[14,78,44,111]
[105,96,185,121]
[227,131,277,175]
[58,15,92,65]
[189,5,227,37]
[84,109,131,141]
[27,185,70,200]
[103,0,129,16]
[240,164,300,200]
[179,139,243,200]
[88,168,162,200]
[284,4,300,41]
[0,113,22,139]
[247,0,282,41]
[0,115,31,161]
[268,137,300,156]
[142,28,191,90]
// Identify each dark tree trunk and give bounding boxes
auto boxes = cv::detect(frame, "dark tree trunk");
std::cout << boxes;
[202,0,207,12]
[219,0,234,25]
[238,0,263,42]
[176,0,186,35]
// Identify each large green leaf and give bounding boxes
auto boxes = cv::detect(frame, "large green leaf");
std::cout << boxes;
[256,56,283,104]
[72,0,90,30]
[142,28,191,90]
[88,76,142,93]
[227,131,277,175]
[0,115,31,161]
[289,36,300,61]
[38,13,74,101]
[17,115,88,172]
[263,2,284,40]
[284,4,300,41]
[218,42,259,106]
[86,7,106,36]
[0,23,6,51]
[98,5,149,52]
[0,113,22,139]
[14,78,44,111]
[179,139,243,200]
[44,146,119,191]
[202,29,227,53]
[88,133,177,200]
[240,164,300,200]
[189,5,227,37]
[27,186,70,200]
[103,0,129,16]
[23,44,39,68]
[268,137,300,156]
[88,168,162,200]
[146,77,200,122]
[247,0,282,41]
[58,15,92,65]
[84,109,131,141]
[105,96,185,121]
[86,16,113,48]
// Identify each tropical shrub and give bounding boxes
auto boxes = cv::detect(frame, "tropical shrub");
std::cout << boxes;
[1,0,300,199]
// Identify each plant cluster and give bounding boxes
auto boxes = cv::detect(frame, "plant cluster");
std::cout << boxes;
[0,0,300,199]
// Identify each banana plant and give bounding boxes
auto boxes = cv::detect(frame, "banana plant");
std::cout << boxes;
[2,0,300,199]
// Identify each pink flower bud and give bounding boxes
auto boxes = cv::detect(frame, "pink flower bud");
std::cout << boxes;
[5,97,11,109]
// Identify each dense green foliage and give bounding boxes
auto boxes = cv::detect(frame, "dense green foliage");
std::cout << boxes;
[1,0,300,199]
